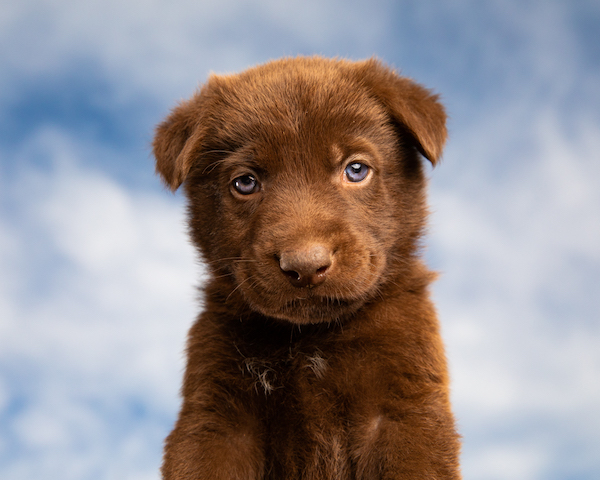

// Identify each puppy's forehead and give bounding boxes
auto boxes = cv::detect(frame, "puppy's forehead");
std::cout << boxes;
[212,63,390,154]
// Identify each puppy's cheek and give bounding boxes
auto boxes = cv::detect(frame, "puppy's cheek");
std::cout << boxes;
[334,232,388,289]
[210,198,262,262]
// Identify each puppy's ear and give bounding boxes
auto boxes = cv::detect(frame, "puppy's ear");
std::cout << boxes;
[153,87,211,191]
[357,59,447,165]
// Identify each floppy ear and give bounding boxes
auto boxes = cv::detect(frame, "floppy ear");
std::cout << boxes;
[356,59,447,165]
[153,85,213,191]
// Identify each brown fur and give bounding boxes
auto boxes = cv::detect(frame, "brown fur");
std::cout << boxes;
[153,56,461,479]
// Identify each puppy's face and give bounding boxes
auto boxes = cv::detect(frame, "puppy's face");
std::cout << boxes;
[153,58,446,324]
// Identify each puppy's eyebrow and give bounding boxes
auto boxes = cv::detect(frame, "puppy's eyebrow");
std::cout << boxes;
[201,153,236,175]
[331,137,379,166]
[220,150,263,172]
[204,149,238,157]
[330,144,344,165]
[197,146,253,173]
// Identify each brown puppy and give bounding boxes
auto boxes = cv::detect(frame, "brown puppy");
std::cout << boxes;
[153,56,461,480]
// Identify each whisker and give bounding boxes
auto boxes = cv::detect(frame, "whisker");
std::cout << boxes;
[204,256,244,265]
[204,257,259,266]
[212,271,235,280]
[226,275,255,302]
[200,152,237,175]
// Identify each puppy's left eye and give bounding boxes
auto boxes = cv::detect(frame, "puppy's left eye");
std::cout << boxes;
[344,163,370,183]
[232,174,260,195]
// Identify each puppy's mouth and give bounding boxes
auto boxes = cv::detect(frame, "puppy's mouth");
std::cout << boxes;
[284,292,353,311]
[241,281,369,325]
[268,295,360,324]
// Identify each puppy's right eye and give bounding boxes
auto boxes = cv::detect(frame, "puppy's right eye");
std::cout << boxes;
[343,162,371,183]
[232,174,260,195]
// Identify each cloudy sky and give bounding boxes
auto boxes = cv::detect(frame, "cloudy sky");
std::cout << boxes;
[1,1,599,479]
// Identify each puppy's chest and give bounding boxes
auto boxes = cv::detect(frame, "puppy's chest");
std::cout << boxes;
[240,344,334,397]
[243,348,340,448]
[236,338,387,479]
[232,322,382,409]
[237,337,352,425]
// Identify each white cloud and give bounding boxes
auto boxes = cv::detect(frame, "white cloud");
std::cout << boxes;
[0,127,198,478]
[429,92,600,476]
[0,0,393,103]
[463,442,549,480]
[1,1,600,478]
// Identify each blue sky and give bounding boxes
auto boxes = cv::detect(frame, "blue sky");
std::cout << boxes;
[1,1,599,479]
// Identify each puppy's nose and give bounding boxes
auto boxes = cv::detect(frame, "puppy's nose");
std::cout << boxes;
[279,245,332,288]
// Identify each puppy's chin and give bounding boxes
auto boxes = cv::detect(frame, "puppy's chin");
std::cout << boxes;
[247,293,366,325]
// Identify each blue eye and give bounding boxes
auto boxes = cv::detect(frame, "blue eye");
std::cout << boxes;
[232,174,259,195]
[344,162,369,182]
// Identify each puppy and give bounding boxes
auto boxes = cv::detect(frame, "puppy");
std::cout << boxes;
[153,56,461,479]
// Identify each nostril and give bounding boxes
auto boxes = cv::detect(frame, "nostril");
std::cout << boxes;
[316,265,329,275]
[283,269,301,281]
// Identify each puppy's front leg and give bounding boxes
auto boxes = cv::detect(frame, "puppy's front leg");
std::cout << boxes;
[351,402,461,480]
[161,407,264,480]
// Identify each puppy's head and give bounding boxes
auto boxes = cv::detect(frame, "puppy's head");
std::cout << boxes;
[153,57,446,324]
